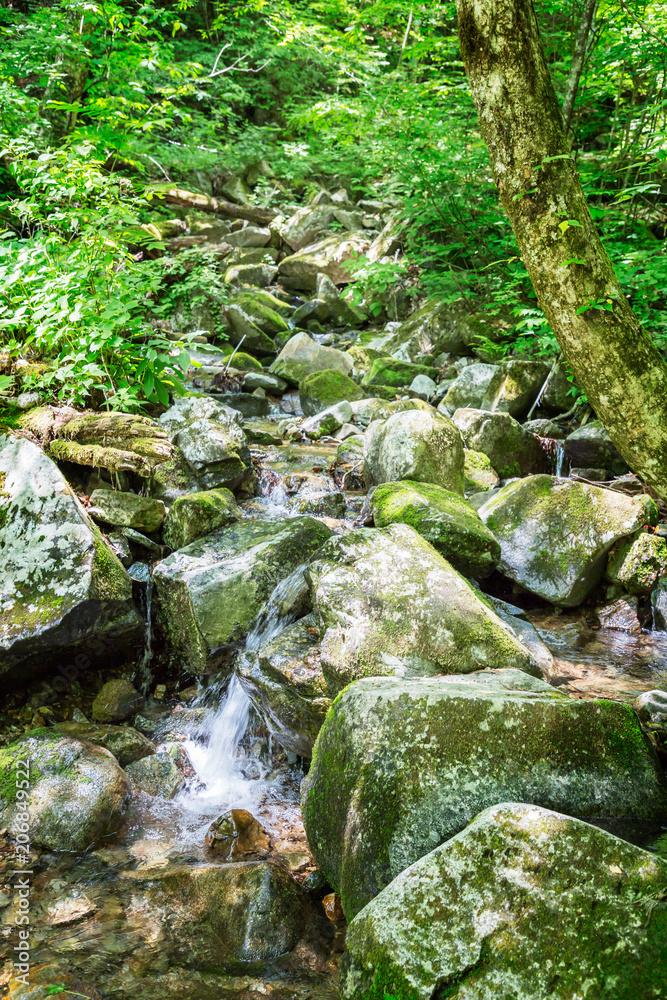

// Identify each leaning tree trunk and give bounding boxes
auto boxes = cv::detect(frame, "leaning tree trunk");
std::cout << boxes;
[455,0,667,499]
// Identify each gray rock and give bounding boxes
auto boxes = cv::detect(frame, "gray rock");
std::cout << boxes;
[652,578,667,630]
[154,517,332,672]
[215,391,270,418]
[92,679,144,722]
[238,614,330,757]
[315,273,366,327]
[484,595,554,674]
[479,475,658,606]
[243,371,289,394]
[278,206,335,251]
[224,305,277,355]
[634,689,667,725]
[440,363,499,412]
[278,233,371,291]
[523,417,566,438]
[159,396,251,491]
[363,409,465,492]
[564,419,628,475]
[408,373,437,399]
[299,369,365,416]
[15,391,41,411]
[365,300,507,363]
[605,532,667,595]
[463,448,500,493]
[269,332,355,386]
[301,401,353,440]
[223,262,278,287]
[126,752,184,798]
[224,226,271,248]
[452,407,545,478]
[306,524,536,695]
[107,530,133,567]
[348,397,386,428]
[340,803,667,1000]
[88,489,166,533]
[0,434,141,686]
[124,527,161,555]
[302,672,667,918]
[0,730,130,851]
[49,722,154,767]
[480,358,551,418]
[162,488,241,551]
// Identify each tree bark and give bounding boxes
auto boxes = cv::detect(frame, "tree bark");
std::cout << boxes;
[561,0,597,133]
[456,0,667,498]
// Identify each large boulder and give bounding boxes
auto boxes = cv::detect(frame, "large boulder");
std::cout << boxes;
[605,531,667,595]
[340,803,667,1000]
[440,363,499,412]
[480,357,551,418]
[0,434,141,686]
[370,480,500,578]
[363,410,465,492]
[0,730,130,851]
[361,357,436,390]
[92,678,144,722]
[278,205,335,251]
[159,396,251,491]
[278,233,371,291]
[564,419,628,475]
[299,369,365,417]
[366,300,507,363]
[162,487,241,551]
[479,475,658,606]
[452,407,545,478]
[49,722,154,767]
[306,525,536,694]
[237,613,330,757]
[154,517,332,672]
[301,671,667,918]
[269,331,354,386]
[88,489,166,533]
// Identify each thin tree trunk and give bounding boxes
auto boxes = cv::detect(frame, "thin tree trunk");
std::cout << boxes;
[562,0,597,132]
[455,0,667,499]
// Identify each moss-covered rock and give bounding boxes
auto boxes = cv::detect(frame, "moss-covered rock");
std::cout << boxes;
[452,407,545,479]
[364,409,465,493]
[440,363,499,413]
[365,299,505,363]
[605,531,667,595]
[0,730,130,851]
[366,398,435,424]
[269,331,355,386]
[220,350,264,373]
[126,752,183,798]
[306,524,536,694]
[479,475,658,606]
[92,679,144,722]
[162,487,241,551]
[370,480,500,578]
[480,357,551,418]
[301,672,667,919]
[361,357,435,390]
[278,232,371,291]
[159,396,252,491]
[0,434,141,686]
[88,488,166,533]
[463,448,500,493]
[238,613,330,757]
[299,369,365,417]
[229,292,290,336]
[340,802,667,1000]
[49,722,154,767]
[153,516,332,672]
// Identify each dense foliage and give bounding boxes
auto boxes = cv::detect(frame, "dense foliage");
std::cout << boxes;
[1,0,666,408]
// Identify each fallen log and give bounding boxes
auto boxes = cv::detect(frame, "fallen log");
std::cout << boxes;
[150,185,277,225]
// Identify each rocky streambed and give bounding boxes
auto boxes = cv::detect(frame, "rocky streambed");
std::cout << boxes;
[1,198,667,997]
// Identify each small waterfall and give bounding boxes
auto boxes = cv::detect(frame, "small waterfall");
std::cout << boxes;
[555,442,567,477]
[537,436,569,477]
[137,573,155,694]
[246,564,309,651]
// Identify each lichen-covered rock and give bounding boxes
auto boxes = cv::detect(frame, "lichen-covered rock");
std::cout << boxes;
[49,722,154,767]
[269,331,355,386]
[366,398,435,424]
[564,419,628,475]
[159,396,251,491]
[299,369,365,416]
[306,525,536,694]
[370,480,500,578]
[224,304,277,355]
[162,487,241,551]
[228,292,289,336]
[440,363,499,413]
[605,532,667,595]
[92,679,144,722]
[301,401,353,440]
[463,448,500,493]
[0,434,141,686]
[340,803,667,1000]
[238,613,330,757]
[301,672,667,919]
[223,261,278,287]
[278,205,335,251]
[479,475,658,606]
[0,730,130,851]
[154,517,332,672]
[278,233,370,291]
[88,489,166,533]
[480,357,551,418]
[363,409,465,493]
[452,407,545,478]
[126,752,183,798]
[366,300,506,363]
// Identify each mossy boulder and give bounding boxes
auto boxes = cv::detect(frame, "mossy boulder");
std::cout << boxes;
[162,487,241,551]
[301,671,667,919]
[220,351,264,373]
[278,232,371,291]
[0,434,141,687]
[223,306,277,355]
[365,299,502,363]
[153,517,332,672]
[366,398,435,424]
[463,448,500,493]
[337,435,364,464]
[364,409,465,493]
[269,331,355,386]
[340,802,667,1000]
[452,407,545,479]
[88,489,166,533]
[126,752,183,798]
[605,531,667,595]
[49,722,154,767]
[92,679,144,722]
[159,396,251,492]
[306,524,536,694]
[480,357,551,418]
[0,730,130,851]
[361,357,435,390]
[299,369,365,417]
[370,480,500,578]
[440,363,499,412]
[479,475,658,606]
[229,291,290,337]
[238,613,331,757]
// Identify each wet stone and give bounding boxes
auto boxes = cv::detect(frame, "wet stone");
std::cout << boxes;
[126,751,184,798]
[206,809,272,859]
[92,679,145,722]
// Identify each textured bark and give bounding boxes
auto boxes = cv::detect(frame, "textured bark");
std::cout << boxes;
[456,0,667,498]
[562,0,597,132]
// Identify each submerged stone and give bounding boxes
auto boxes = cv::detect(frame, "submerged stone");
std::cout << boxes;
[340,803,667,1000]
[301,671,667,919]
